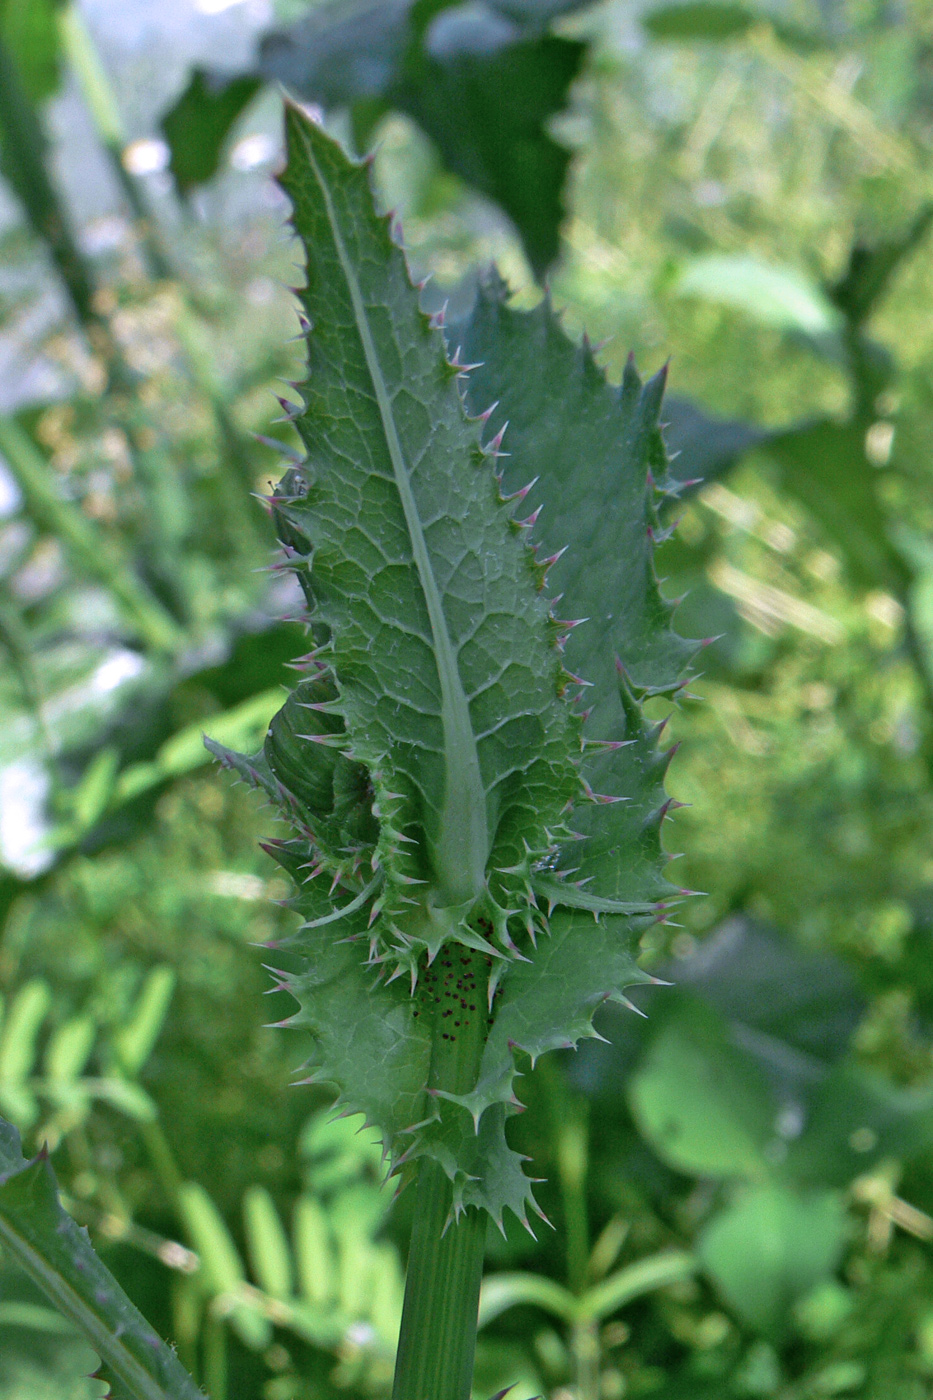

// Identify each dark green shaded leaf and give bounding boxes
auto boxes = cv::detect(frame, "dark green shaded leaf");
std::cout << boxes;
[160,68,261,195]
[826,203,933,328]
[783,1062,933,1187]
[259,0,589,276]
[766,420,909,593]
[0,0,62,104]
[671,917,865,1063]
[399,19,585,277]
[258,0,409,107]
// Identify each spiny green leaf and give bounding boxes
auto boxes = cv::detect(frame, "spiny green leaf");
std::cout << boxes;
[211,112,693,1229]
[417,1097,536,1230]
[265,837,432,1159]
[264,674,379,858]
[448,271,694,709]
[438,909,658,1133]
[0,1116,204,1400]
[449,272,697,906]
[274,105,580,955]
[275,846,534,1217]
[416,274,698,1187]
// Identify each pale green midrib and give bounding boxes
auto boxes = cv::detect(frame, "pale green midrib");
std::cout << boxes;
[531,875,655,916]
[301,870,383,928]
[298,127,488,903]
[0,1212,188,1400]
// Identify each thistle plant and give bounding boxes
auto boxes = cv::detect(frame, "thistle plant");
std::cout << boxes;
[205,104,696,1400]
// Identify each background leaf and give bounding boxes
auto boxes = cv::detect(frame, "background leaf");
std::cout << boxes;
[675,255,842,337]
[160,69,260,197]
[397,12,585,277]
[0,0,62,105]
[698,1184,847,1338]
[627,998,777,1179]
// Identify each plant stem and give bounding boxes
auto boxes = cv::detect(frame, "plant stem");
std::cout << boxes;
[0,33,99,330]
[61,0,265,523]
[392,1157,486,1400]
[139,1118,186,1218]
[543,1056,598,1396]
[0,414,183,653]
[392,945,491,1400]
[202,1312,228,1400]
[571,1318,601,1400]
[58,2,175,285]
[541,1057,590,1296]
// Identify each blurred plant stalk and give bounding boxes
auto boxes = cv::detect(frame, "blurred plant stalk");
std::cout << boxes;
[0,413,182,652]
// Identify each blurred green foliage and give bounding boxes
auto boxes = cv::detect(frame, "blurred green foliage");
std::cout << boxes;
[3,0,933,1397]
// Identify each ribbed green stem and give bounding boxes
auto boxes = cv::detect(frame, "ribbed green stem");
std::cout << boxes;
[392,943,490,1400]
[392,1158,486,1400]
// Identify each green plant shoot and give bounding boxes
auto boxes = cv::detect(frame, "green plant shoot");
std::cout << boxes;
[207,102,695,1400]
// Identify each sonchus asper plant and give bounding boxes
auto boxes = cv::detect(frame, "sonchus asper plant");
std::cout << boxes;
[207,104,696,1400]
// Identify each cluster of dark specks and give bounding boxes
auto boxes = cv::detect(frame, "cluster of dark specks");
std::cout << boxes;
[416,956,480,1041]
[414,947,500,1043]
